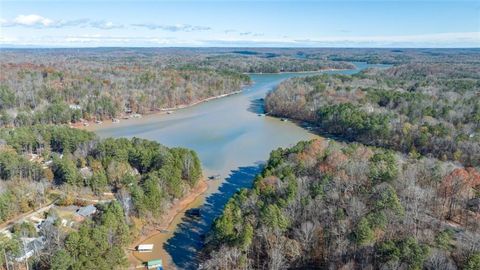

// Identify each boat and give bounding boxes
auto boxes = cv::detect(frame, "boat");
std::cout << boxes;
[166,111,174,114]
[208,174,221,180]
[112,118,120,123]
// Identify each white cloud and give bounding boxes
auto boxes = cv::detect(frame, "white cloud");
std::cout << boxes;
[0,34,199,47]
[89,20,124,30]
[2,32,479,47]
[297,32,480,43]
[1,14,209,32]
[203,32,480,48]
[1,13,478,48]
[132,23,211,32]
[12,14,54,27]
[0,34,18,43]
[0,14,122,29]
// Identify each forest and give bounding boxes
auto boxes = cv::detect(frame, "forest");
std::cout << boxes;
[0,48,358,127]
[201,49,480,269]
[2,48,480,269]
[265,61,480,167]
[202,139,480,269]
[0,125,202,269]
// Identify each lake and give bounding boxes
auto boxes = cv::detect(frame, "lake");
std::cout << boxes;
[93,62,387,269]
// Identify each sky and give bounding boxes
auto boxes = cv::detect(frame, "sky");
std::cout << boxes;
[0,0,479,48]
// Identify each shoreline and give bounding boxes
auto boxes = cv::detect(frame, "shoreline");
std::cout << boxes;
[128,178,209,269]
[244,67,351,75]
[75,89,244,131]
[75,67,351,131]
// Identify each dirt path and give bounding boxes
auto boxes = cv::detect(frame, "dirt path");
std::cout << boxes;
[0,201,56,231]
[128,179,208,269]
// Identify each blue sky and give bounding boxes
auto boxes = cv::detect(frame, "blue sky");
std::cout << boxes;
[0,0,479,47]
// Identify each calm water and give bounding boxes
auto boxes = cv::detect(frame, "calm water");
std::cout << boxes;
[93,62,387,269]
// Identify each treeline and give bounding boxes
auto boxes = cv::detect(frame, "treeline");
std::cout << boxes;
[202,139,480,269]
[196,54,355,73]
[265,62,480,167]
[0,125,202,268]
[0,60,250,127]
[0,48,363,128]
[323,48,480,65]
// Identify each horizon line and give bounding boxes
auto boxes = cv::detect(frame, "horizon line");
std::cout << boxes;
[1,46,479,49]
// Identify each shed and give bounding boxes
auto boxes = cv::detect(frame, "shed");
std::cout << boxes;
[137,244,154,252]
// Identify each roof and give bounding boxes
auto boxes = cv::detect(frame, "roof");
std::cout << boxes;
[15,237,44,261]
[147,259,163,267]
[76,205,97,217]
[138,244,154,249]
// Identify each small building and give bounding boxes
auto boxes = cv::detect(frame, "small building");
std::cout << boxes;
[146,259,163,270]
[76,205,97,218]
[137,244,154,252]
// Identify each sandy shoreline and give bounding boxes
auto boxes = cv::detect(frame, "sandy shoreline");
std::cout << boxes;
[128,179,209,269]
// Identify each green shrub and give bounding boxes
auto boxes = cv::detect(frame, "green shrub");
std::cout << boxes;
[464,252,480,270]
[435,229,454,250]
[355,217,375,246]
[369,150,398,183]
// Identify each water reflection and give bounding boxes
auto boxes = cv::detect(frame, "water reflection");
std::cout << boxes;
[165,164,263,269]
[247,98,266,114]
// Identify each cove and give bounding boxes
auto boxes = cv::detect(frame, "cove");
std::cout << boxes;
[92,62,388,269]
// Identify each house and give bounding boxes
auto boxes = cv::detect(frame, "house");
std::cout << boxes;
[15,237,45,262]
[76,205,97,218]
